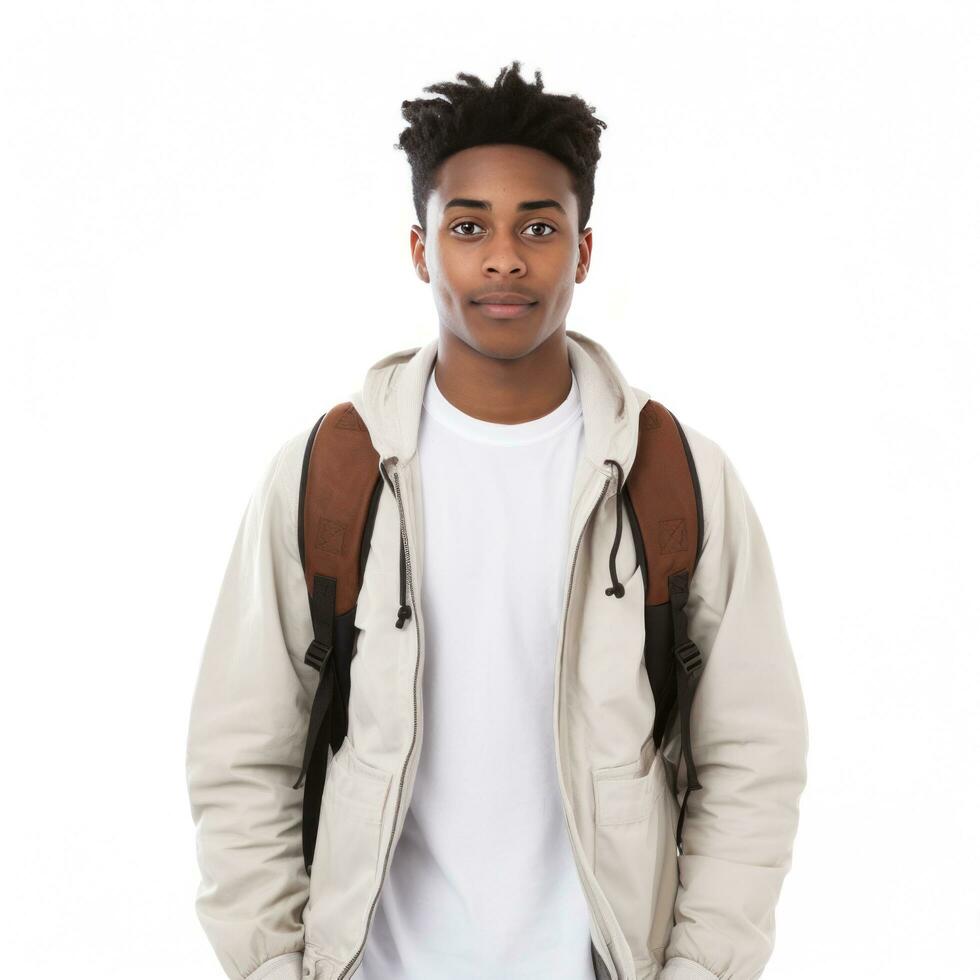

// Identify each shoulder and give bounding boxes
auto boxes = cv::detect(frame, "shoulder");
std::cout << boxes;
[276,395,359,484]
[267,399,361,524]
[674,419,760,563]
[676,419,728,511]
[247,417,323,549]
[275,421,318,500]
[630,386,728,508]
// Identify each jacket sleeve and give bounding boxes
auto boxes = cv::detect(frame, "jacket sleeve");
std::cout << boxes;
[185,432,317,980]
[660,433,809,980]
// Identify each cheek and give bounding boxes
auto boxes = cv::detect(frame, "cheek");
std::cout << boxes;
[430,253,467,294]
[551,246,584,288]
[550,276,576,308]
[439,279,467,310]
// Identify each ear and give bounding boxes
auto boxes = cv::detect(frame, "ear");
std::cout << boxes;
[576,227,593,282]
[410,224,429,282]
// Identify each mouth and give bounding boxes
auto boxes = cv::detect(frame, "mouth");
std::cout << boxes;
[471,300,538,319]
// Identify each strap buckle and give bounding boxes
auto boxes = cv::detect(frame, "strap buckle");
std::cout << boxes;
[304,638,333,672]
[674,638,703,677]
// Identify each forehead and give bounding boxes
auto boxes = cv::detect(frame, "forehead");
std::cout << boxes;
[429,144,575,210]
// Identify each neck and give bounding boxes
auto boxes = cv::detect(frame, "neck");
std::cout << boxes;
[433,326,573,424]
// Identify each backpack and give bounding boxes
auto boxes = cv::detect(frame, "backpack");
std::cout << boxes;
[291,398,705,876]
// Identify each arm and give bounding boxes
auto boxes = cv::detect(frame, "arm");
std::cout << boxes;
[660,432,809,980]
[185,431,316,980]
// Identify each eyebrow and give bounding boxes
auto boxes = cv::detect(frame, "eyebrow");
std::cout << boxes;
[443,197,566,215]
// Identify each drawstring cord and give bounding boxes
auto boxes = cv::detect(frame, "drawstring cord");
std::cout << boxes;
[386,456,627,619]
[604,459,625,598]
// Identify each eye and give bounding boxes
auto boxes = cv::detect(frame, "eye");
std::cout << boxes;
[450,221,483,236]
[449,220,558,238]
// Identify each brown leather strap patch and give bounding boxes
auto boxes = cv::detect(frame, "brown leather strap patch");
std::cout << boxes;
[302,402,381,615]
[627,399,700,605]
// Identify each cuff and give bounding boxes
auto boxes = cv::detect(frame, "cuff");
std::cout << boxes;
[244,951,304,980]
[659,957,721,980]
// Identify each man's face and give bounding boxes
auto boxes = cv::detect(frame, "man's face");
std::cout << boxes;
[412,143,593,360]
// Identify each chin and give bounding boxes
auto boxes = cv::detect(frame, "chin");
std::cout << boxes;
[460,319,549,361]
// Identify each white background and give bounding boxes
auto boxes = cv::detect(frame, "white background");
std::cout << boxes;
[2,3,978,977]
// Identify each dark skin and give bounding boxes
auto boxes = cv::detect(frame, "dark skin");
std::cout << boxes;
[410,143,593,424]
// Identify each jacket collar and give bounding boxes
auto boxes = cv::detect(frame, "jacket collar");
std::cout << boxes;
[351,329,641,481]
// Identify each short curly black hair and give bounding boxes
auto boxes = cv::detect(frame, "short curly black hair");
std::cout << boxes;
[394,61,607,236]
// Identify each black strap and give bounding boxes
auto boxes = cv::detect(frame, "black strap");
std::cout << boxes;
[668,569,705,855]
[292,574,337,791]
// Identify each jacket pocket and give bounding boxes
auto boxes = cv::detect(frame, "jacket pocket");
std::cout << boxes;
[592,734,679,974]
[305,735,393,963]
[301,944,345,980]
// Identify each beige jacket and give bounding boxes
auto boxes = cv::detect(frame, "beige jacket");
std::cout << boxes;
[185,330,809,980]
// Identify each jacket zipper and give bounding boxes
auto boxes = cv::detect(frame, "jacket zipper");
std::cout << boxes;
[337,457,422,980]
[556,468,620,980]
[337,461,617,979]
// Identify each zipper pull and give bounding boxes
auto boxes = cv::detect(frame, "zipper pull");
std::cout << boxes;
[380,455,414,630]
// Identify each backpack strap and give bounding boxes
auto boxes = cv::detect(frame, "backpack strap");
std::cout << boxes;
[623,398,705,855]
[289,395,704,866]
[291,402,382,874]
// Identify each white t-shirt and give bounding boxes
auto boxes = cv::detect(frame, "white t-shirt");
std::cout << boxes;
[358,364,594,980]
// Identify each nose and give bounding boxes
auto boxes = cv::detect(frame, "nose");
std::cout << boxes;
[482,247,527,277]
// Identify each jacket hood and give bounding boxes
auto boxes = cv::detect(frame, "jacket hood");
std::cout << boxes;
[350,329,642,481]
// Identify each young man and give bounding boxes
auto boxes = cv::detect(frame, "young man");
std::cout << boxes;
[186,62,808,980]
